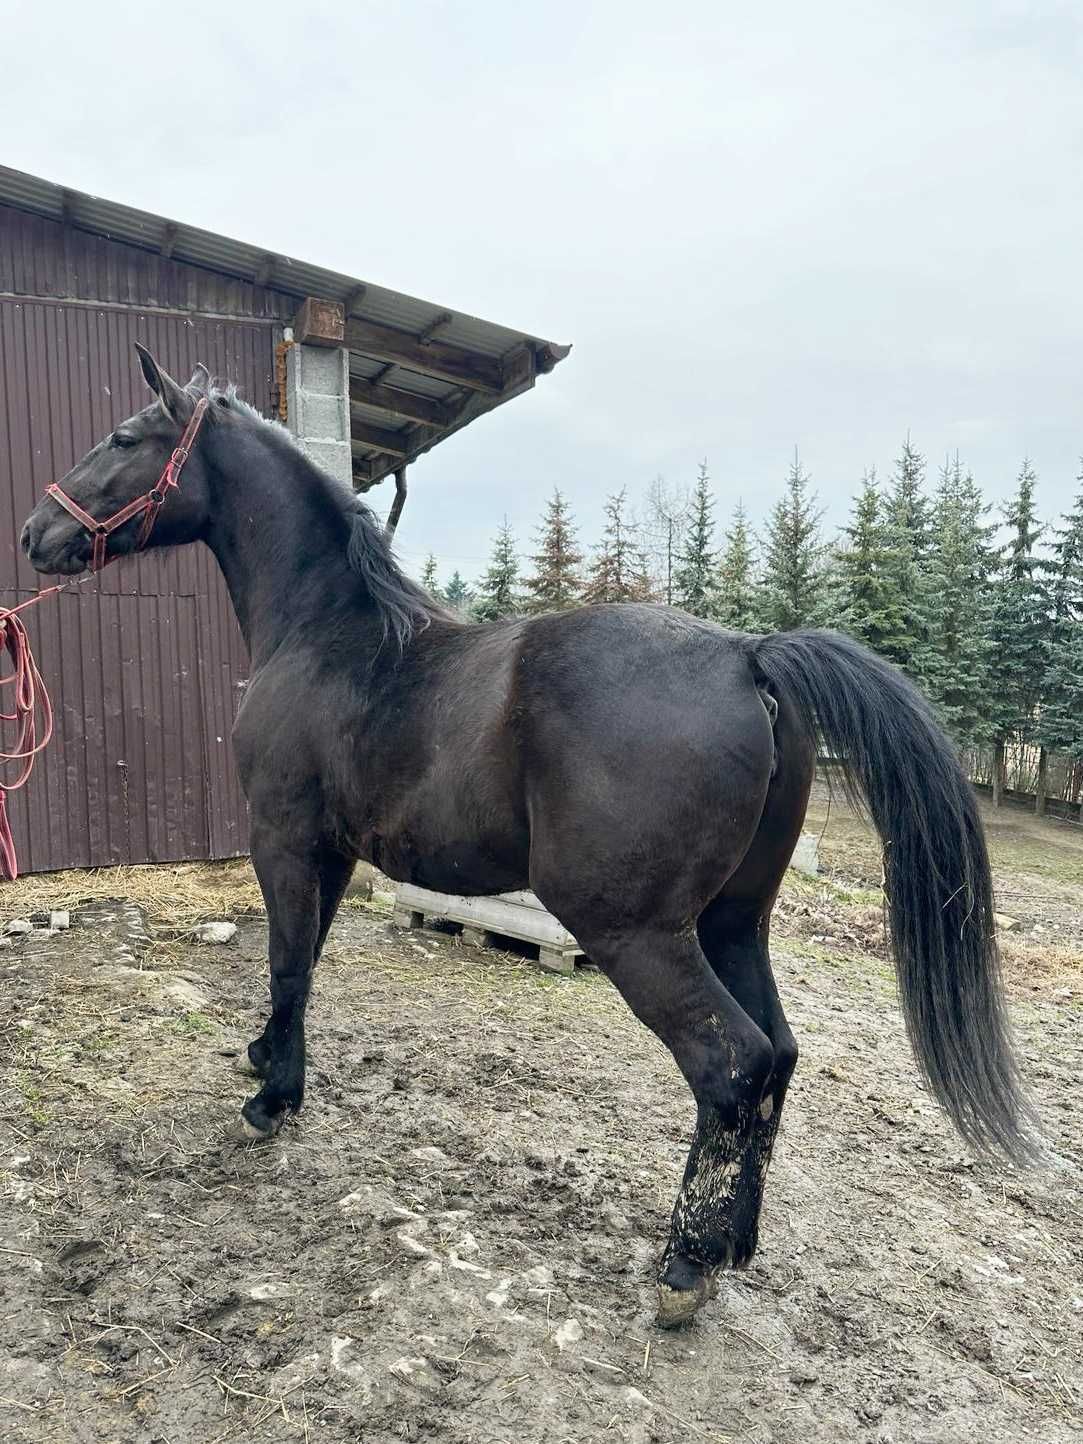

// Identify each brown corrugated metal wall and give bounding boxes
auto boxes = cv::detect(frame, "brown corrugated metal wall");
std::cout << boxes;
[1,204,289,871]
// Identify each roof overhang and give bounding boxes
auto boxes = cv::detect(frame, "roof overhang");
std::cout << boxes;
[0,165,571,491]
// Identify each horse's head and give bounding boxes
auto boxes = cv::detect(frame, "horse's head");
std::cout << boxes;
[22,344,214,575]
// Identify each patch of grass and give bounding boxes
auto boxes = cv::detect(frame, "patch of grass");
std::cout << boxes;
[78,1032,113,1057]
[15,1072,50,1126]
[167,1011,217,1037]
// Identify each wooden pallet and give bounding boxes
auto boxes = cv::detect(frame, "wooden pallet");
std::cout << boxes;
[392,883,583,975]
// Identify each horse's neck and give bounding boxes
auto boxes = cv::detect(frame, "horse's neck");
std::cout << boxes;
[203,427,371,666]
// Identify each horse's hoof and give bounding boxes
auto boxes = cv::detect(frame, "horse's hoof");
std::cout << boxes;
[655,1253,719,1328]
[236,1099,285,1142]
[232,1051,261,1078]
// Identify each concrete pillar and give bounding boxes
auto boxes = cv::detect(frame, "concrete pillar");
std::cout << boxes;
[284,340,352,485]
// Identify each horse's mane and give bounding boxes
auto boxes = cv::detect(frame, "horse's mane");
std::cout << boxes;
[199,378,451,649]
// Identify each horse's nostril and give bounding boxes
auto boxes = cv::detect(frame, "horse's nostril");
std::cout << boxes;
[20,522,32,555]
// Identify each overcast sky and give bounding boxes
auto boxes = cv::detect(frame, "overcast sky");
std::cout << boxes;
[5,1,1082,582]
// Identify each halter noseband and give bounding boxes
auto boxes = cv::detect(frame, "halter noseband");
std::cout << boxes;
[45,397,209,572]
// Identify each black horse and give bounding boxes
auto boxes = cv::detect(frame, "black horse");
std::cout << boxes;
[20,346,1033,1326]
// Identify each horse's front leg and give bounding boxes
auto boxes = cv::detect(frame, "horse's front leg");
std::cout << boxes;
[239,835,349,1139]
[241,844,354,1087]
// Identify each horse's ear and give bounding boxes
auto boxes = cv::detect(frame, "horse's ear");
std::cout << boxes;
[133,342,192,423]
[187,362,211,395]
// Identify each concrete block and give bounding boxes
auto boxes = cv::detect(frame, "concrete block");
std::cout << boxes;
[790,832,819,877]
[299,438,351,483]
[299,345,349,394]
[285,343,351,484]
[299,390,349,442]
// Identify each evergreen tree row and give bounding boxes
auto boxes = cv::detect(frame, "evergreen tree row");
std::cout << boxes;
[416,446,1083,796]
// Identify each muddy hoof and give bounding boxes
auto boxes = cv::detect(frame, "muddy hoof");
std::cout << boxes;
[231,1052,262,1078]
[655,1254,719,1328]
[236,1098,285,1142]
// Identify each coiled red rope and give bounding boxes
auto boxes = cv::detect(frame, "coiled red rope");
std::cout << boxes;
[0,590,62,880]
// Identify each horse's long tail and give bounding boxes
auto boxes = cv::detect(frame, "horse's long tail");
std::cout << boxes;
[751,628,1036,1163]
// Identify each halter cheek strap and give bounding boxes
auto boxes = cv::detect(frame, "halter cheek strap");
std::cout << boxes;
[46,397,209,573]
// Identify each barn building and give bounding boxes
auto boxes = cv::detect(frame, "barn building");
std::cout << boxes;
[0,165,569,874]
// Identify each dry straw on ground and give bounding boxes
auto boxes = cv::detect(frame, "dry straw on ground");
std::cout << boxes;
[1,860,266,930]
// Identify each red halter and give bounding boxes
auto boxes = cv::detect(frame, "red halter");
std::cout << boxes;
[45,397,209,572]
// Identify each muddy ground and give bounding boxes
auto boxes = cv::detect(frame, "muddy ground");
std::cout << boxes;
[1,790,1081,1443]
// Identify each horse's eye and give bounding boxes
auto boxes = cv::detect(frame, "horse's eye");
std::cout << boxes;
[111,432,137,449]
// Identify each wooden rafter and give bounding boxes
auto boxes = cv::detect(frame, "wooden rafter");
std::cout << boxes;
[160,221,178,259]
[344,284,367,315]
[418,310,453,344]
[349,376,454,428]
[343,316,503,393]
[350,424,411,458]
[352,451,400,488]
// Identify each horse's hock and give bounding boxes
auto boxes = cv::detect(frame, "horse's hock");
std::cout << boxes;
[392,883,583,974]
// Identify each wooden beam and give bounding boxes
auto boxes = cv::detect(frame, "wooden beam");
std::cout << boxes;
[352,451,399,488]
[418,310,453,344]
[350,425,410,458]
[344,316,502,393]
[349,376,454,428]
[293,297,346,347]
[160,221,178,259]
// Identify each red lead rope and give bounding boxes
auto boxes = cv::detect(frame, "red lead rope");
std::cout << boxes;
[0,592,60,881]
[0,396,209,881]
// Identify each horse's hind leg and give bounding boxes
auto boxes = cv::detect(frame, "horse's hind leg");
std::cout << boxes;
[694,694,814,1269]
[239,835,352,1137]
[558,923,775,1327]
[696,899,795,1268]
[243,846,354,1081]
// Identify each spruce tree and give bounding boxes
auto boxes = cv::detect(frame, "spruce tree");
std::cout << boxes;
[987,460,1052,804]
[420,553,439,595]
[757,450,825,631]
[443,569,473,612]
[836,469,908,654]
[1039,473,1083,771]
[523,489,583,613]
[924,457,996,749]
[673,461,717,617]
[880,435,934,684]
[472,520,523,621]
[583,489,652,605]
[714,501,758,630]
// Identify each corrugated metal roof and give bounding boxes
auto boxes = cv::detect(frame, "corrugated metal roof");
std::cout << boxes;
[0,164,570,487]
[0,164,565,360]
